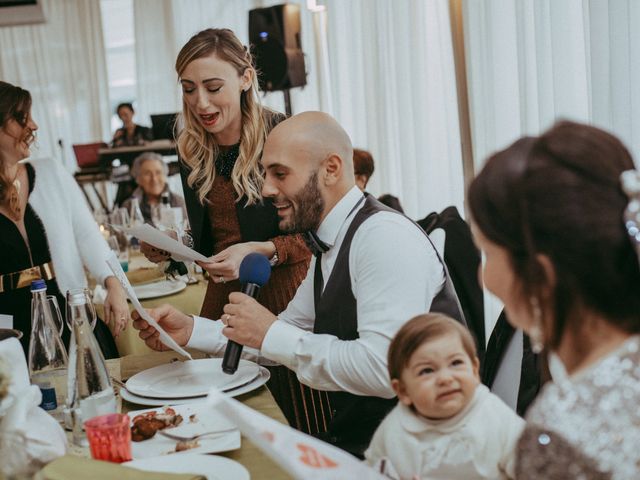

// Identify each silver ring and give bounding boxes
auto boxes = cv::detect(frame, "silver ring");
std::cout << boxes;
[219,276,225,284]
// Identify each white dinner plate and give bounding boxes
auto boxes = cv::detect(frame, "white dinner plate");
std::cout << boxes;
[132,278,187,300]
[126,358,260,399]
[129,403,240,459]
[123,453,250,480]
[121,366,270,407]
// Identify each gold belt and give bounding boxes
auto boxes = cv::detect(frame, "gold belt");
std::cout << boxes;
[0,262,55,293]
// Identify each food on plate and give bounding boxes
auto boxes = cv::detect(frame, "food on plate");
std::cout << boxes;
[189,414,197,423]
[175,439,200,452]
[131,407,184,442]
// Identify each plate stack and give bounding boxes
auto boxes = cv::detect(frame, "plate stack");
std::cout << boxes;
[120,358,270,406]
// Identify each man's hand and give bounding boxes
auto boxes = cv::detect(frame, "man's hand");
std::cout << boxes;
[131,304,194,351]
[221,292,277,349]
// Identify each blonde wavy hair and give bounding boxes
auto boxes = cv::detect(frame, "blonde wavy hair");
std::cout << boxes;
[176,28,267,205]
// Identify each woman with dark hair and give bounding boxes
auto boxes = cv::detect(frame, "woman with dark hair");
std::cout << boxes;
[469,121,640,478]
[139,29,319,434]
[0,81,128,358]
[111,102,153,147]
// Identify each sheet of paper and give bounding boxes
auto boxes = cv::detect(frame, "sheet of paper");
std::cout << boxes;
[106,256,192,360]
[123,224,209,263]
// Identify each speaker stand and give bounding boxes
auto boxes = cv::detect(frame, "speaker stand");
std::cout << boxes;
[283,89,292,116]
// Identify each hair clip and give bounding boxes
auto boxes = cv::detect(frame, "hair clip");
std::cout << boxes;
[620,170,640,261]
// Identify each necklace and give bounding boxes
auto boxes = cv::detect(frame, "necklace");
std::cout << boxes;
[215,143,241,178]
[5,166,23,221]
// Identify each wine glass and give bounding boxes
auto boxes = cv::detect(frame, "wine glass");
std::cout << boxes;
[108,235,129,272]
[181,225,198,284]
[45,295,65,337]
[65,288,97,331]
[109,208,131,267]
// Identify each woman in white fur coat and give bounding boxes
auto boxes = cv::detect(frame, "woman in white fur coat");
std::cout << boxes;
[0,81,128,357]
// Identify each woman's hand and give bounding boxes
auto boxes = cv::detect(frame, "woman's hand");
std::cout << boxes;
[197,241,276,284]
[103,276,130,337]
[140,240,171,263]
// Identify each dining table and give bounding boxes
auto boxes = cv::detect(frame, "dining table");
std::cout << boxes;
[85,252,292,478]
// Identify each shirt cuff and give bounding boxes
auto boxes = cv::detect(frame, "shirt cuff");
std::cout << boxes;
[261,320,305,368]
[186,315,224,353]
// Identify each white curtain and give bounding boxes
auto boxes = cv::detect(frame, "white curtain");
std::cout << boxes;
[0,0,110,171]
[463,0,640,333]
[130,0,464,220]
[323,0,464,218]
[132,0,181,123]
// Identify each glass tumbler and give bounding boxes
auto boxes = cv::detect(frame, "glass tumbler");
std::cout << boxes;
[84,413,132,463]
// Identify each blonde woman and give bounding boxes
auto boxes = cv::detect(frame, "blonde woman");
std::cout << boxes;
[141,29,322,434]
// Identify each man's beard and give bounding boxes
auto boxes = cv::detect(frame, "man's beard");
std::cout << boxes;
[280,171,325,233]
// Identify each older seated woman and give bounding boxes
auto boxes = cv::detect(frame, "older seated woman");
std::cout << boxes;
[122,152,186,224]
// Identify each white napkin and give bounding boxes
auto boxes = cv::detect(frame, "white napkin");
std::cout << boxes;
[0,338,67,477]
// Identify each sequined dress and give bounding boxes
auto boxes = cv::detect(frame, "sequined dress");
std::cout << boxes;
[516,336,640,479]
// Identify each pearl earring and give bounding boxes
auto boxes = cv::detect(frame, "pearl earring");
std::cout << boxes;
[529,296,544,353]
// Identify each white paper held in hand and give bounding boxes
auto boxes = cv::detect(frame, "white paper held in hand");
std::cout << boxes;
[106,255,193,360]
[124,224,209,263]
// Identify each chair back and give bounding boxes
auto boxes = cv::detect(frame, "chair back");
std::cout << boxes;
[418,206,486,357]
[73,142,107,168]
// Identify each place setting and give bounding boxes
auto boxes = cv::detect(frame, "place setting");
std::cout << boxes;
[119,357,271,407]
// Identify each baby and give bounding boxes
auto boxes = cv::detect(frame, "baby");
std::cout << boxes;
[365,313,524,479]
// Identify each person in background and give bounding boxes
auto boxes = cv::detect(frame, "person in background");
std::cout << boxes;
[139,29,314,434]
[377,193,404,213]
[133,111,465,456]
[121,152,185,225]
[469,121,640,478]
[353,148,374,191]
[365,313,524,479]
[0,81,128,358]
[111,102,153,147]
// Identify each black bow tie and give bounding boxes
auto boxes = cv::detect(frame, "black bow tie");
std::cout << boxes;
[303,231,330,257]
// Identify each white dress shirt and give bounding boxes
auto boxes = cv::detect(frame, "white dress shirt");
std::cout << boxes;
[187,186,444,398]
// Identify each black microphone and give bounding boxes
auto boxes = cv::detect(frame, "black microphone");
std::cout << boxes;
[222,253,272,374]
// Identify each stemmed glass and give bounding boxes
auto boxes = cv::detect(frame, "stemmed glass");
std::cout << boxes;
[181,223,198,284]
[45,295,65,337]
[65,288,97,331]
[109,208,131,269]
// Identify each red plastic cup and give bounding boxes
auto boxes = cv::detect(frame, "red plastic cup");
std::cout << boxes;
[84,413,132,463]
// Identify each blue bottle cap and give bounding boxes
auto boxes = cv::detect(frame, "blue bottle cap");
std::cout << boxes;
[31,279,47,292]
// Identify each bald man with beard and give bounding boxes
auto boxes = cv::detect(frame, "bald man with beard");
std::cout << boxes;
[132,112,465,456]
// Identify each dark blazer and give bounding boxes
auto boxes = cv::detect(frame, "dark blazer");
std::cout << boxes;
[179,110,286,256]
[418,206,485,359]
[481,312,544,415]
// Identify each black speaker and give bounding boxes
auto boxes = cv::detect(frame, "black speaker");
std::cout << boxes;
[249,3,306,91]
